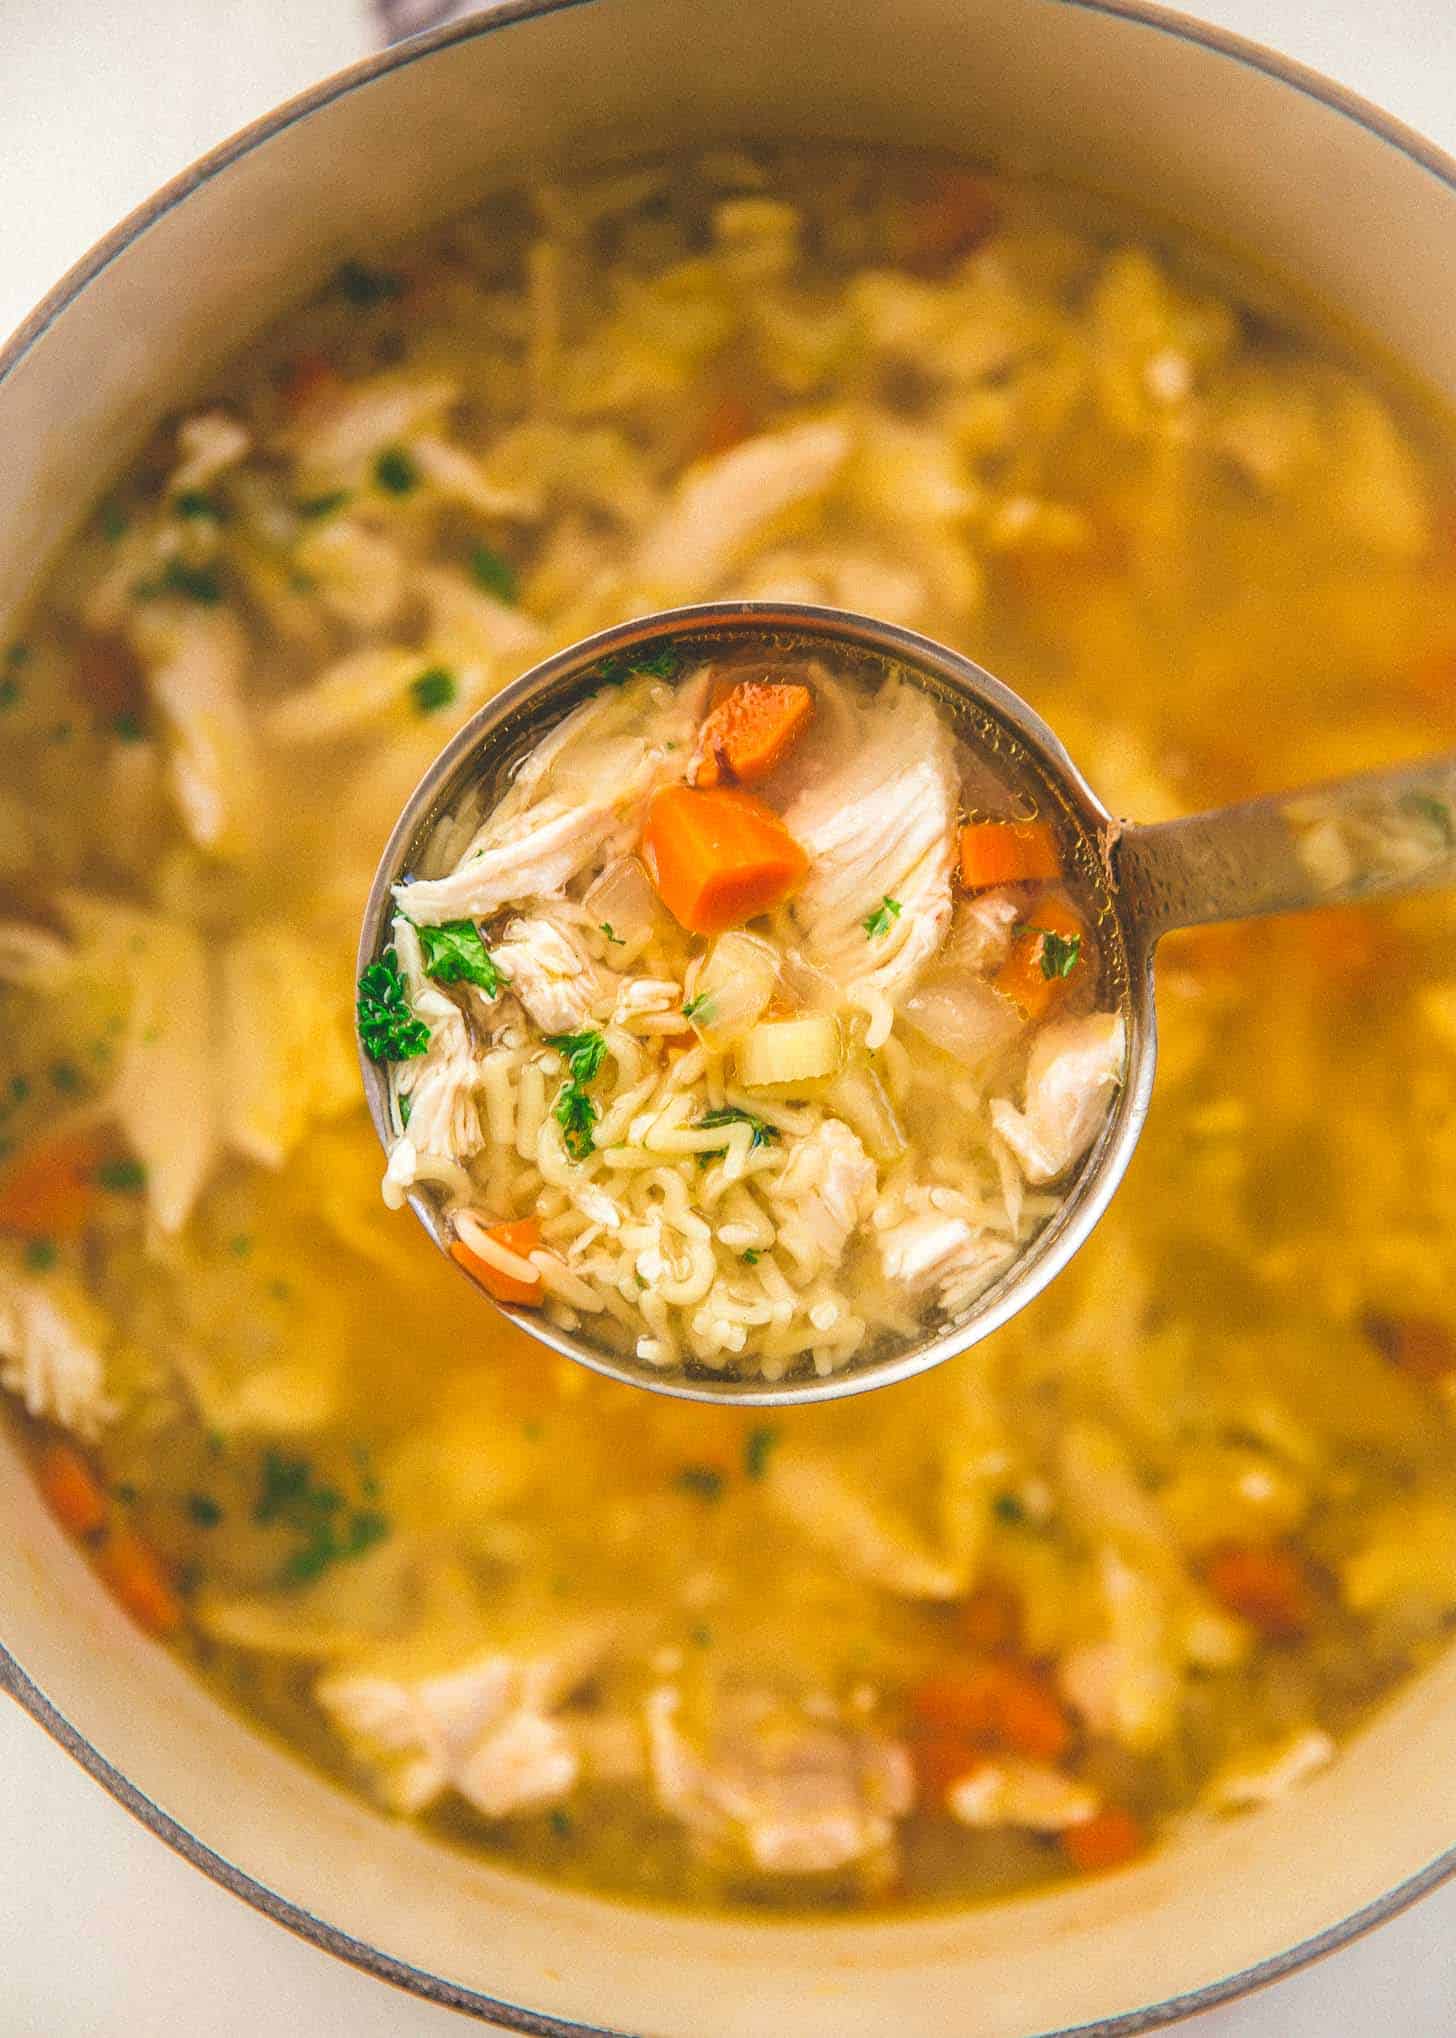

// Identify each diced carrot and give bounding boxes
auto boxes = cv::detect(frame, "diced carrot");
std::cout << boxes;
[278,351,341,417]
[642,784,808,935]
[993,894,1085,1022]
[911,1735,990,1807]
[692,682,814,790]
[38,1443,108,1538]
[904,167,999,273]
[0,1128,108,1241]
[959,819,1061,890]
[1203,1542,1313,1642]
[910,1661,1072,1763]
[1361,1312,1456,1385]
[451,1217,545,1307]
[75,634,145,722]
[1061,1805,1147,1875]
[98,1526,183,1637]
[959,1580,1021,1655]
[699,392,757,458]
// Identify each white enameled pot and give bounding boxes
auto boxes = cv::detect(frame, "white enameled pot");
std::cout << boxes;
[3,4,1454,2031]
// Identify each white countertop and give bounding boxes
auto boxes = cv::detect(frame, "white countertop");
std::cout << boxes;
[2,2,1455,2031]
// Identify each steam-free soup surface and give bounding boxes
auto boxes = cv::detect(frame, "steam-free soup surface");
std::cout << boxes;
[3,149,1456,1910]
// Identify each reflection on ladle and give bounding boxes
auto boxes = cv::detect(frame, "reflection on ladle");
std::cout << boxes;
[358,603,1456,1406]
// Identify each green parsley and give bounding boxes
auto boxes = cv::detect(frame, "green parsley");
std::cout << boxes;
[229,1234,253,1259]
[96,1156,147,1193]
[135,558,224,605]
[993,1491,1028,1526]
[50,1062,82,1095]
[549,1808,575,1838]
[744,1425,780,1480]
[356,948,431,1062]
[417,919,507,996]
[374,445,420,495]
[186,1493,224,1528]
[741,1248,762,1265]
[24,1239,58,1273]
[0,677,19,712]
[681,991,714,1023]
[409,665,456,714]
[863,895,903,939]
[398,1093,413,1129]
[254,1447,390,1588]
[296,489,352,521]
[598,642,680,687]
[6,642,31,670]
[545,1029,608,1160]
[676,1465,725,1502]
[98,498,129,541]
[112,709,146,742]
[1402,789,1456,847]
[336,259,404,307]
[1038,929,1082,980]
[688,1622,714,1649]
[469,543,518,604]
[173,489,224,521]
[7,1075,30,1106]
[600,923,625,946]
[697,1106,780,1156]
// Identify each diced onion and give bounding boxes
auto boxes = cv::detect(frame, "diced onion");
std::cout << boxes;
[903,970,1020,1072]
[583,855,659,950]
[684,931,779,1050]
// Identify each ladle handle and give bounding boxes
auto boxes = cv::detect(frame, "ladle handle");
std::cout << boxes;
[1114,753,1456,943]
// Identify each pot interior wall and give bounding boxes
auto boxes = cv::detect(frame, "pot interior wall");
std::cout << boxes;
[2,3,1454,2032]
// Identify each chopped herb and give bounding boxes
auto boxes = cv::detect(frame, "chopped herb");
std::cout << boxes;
[112,709,146,743]
[1038,929,1082,980]
[114,1482,139,1506]
[96,1156,146,1193]
[863,895,903,939]
[697,1105,780,1155]
[398,1093,413,1129]
[49,1061,82,1094]
[469,543,518,603]
[600,923,625,945]
[0,678,19,711]
[173,489,224,521]
[356,948,431,1062]
[744,1425,780,1480]
[296,489,352,521]
[269,1278,292,1303]
[336,259,404,307]
[374,445,420,496]
[186,1493,223,1528]
[598,642,680,686]
[676,1465,725,1502]
[409,665,456,714]
[522,1419,545,1442]
[1402,790,1456,847]
[23,1238,57,1273]
[549,1808,575,1838]
[50,721,74,745]
[229,1234,253,1258]
[288,570,318,595]
[546,1030,608,1086]
[689,1622,714,1648]
[254,1447,390,1587]
[206,1430,226,1459]
[418,918,507,996]
[682,992,714,1023]
[8,1075,30,1106]
[546,1030,609,1160]
[993,1491,1028,1525]
[741,1248,762,1265]
[5,642,31,669]
[136,558,223,605]
[99,498,129,541]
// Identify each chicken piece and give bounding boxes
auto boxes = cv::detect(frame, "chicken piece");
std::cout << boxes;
[317,1619,612,1820]
[265,647,424,745]
[170,410,250,492]
[401,803,627,929]
[0,1272,114,1438]
[221,922,359,1167]
[1058,1547,1180,1754]
[947,1757,1099,1833]
[785,683,957,1022]
[633,419,851,600]
[415,564,543,667]
[948,889,1021,974]
[284,371,459,478]
[767,1118,875,1275]
[1200,1727,1335,1814]
[737,546,932,631]
[394,985,485,1160]
[878,1207,1014,1317]
[764,1447,966,1599]
[645,1684,912,1877]
[491,915,601,1036]
[990,1011,1126,1185]
[128,603,261,861]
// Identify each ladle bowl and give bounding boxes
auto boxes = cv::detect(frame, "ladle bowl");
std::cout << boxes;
[358,602,1456,1404]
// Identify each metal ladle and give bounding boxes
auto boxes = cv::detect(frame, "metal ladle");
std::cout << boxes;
[359,602,1456,1405]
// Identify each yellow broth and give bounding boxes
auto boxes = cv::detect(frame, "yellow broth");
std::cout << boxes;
[2,147,1456,1910]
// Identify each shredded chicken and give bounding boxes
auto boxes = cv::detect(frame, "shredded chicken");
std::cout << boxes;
[128,603,261,861]
[1200,1727,1335,1814]
[948,1758,1099,1833]
[991,1011,1126,1184]
[492,915,601,1036]
[0,1275,114,1438]
[645,1684,912,1876]
[878,1207,1015,1317]
[768,1118,875,1274]
[785,683,957,1023]
[765,1447,966,1599]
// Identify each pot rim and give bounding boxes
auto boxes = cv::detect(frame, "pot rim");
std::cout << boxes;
[2,3,1454,2032]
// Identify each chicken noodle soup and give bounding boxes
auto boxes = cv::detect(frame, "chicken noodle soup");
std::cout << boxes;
[3,147,1456,1910]
[369,639,1126,1380]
